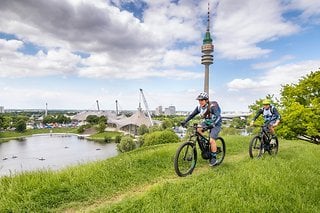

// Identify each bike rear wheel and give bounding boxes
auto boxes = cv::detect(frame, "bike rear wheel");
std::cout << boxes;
[215,137,226,165]
[174,141,197,177]
[249,136,263,158]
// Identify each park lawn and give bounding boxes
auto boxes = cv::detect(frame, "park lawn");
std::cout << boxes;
[0,135,319,212]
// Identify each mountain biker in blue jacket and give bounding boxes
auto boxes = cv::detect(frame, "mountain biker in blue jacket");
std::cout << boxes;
[181,92,222,166]
[250,99,281,136]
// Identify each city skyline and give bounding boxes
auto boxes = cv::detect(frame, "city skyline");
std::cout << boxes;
[0,0,320,112]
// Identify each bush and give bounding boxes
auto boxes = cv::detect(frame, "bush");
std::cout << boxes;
[96,122,106,133]
[143,130,180,147]
[15,119,26,132]
[115,135,122,143]
[117,136,136,153]
[104,136,112,143]
[138,124,149,135]
[77,125,85,133]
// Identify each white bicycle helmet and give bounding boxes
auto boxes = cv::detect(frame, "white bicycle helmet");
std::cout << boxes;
[196,92,209,100]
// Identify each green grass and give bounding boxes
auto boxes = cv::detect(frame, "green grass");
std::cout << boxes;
[88,131,123,142]
[0,136,319,212]
[0,128,78,143]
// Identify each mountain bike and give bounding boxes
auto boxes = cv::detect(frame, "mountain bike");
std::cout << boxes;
[174,123,226,177]
[249,124,279,158]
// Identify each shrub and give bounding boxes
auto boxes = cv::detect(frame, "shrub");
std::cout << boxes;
[15,119,26,132]
[138,124,149,135]
[77,125,85,133]
[143,130,180,147]
[104,136,112,143]
[115,135,122,143]
[117,136,136,153]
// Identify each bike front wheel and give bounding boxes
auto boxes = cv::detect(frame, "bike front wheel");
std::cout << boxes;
[215,137,226,165]
[174,141,197,177]
[249,136,263,158]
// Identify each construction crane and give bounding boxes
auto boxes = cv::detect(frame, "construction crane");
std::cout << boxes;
[139,88,153,126]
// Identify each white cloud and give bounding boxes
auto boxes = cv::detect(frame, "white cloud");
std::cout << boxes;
[287,0,320,24]
[227,60,320,94]
[214,0,299,59]
[227,78,259,91]
[0,42,81,78]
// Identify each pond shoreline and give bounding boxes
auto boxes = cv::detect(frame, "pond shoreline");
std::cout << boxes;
[0,132,91,143]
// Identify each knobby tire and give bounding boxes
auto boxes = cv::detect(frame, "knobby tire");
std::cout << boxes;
[249,136,263,158]
[174,141,197,177]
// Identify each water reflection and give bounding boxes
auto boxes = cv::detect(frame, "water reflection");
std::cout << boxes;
[0,134,118,177]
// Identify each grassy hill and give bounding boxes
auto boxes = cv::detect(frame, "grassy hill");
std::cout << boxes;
[0,135,319,212]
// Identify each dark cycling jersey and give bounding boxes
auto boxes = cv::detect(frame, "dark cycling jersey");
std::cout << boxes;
[184,101,222,127]
[253,105,281,124]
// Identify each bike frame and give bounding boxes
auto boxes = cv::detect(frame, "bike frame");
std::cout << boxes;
[260,125,272,145]
[188,124,211,155]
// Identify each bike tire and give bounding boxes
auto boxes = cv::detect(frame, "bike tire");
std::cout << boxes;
[249,136,263,158]
[174,141,197,177]
[215,137,226,165]
[268,136,279,156]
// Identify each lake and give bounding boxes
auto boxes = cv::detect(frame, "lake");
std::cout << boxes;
[0,134,118,177]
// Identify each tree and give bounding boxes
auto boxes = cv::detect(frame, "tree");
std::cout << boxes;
[86,115,99,124]
[117,136,136,152]
[137,124,149,135]
[96,122,106,133]
[230,117,247,129]
[56,114,71,124]
[15,119,26,132]
[43,115,56,124]
[279,71,320,144]
[161,118,174,130]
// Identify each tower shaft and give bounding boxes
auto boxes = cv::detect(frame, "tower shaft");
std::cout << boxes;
[201,2,214,95]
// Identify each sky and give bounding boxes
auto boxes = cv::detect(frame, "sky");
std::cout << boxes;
[0,0,319,112]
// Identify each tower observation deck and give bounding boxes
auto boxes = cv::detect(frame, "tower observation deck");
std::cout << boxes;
[201,3,214,95]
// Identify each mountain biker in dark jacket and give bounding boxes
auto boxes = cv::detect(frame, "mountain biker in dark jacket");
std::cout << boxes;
[250,99,281,136]
[181,92,222,166]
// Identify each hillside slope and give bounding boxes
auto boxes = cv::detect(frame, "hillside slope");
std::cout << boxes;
[0,136,319,212]
[71,136,320,212]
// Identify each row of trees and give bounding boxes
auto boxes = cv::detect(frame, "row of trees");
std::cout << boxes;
[0,113,73,133]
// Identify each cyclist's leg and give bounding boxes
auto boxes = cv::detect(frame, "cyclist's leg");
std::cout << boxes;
[197,121,208,137]
[210,125,221,152]
[209,126,221,166]
[268,121,276,135]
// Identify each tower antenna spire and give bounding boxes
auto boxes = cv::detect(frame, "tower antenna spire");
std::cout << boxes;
[207,2,210,32]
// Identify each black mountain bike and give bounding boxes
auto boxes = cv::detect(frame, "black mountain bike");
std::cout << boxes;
[249,124,279,158]
[174,124,226,177]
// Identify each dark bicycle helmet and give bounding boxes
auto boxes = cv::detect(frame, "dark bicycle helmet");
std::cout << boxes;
[196,92,209,100]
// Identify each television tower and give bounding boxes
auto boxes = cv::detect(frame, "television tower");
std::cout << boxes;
[45,103,48,117]
[201,2,214,95]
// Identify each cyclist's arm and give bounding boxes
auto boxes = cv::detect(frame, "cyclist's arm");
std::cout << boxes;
[183,106,199,124]
[252,108,263,121]
[250,108,263,125]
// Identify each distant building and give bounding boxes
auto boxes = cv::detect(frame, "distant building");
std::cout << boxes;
[155,106,163,116]
[0,106,4,113]
[164,105,176,116]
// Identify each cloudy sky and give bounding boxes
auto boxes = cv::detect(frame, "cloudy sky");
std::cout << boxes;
[0,0,319,112]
